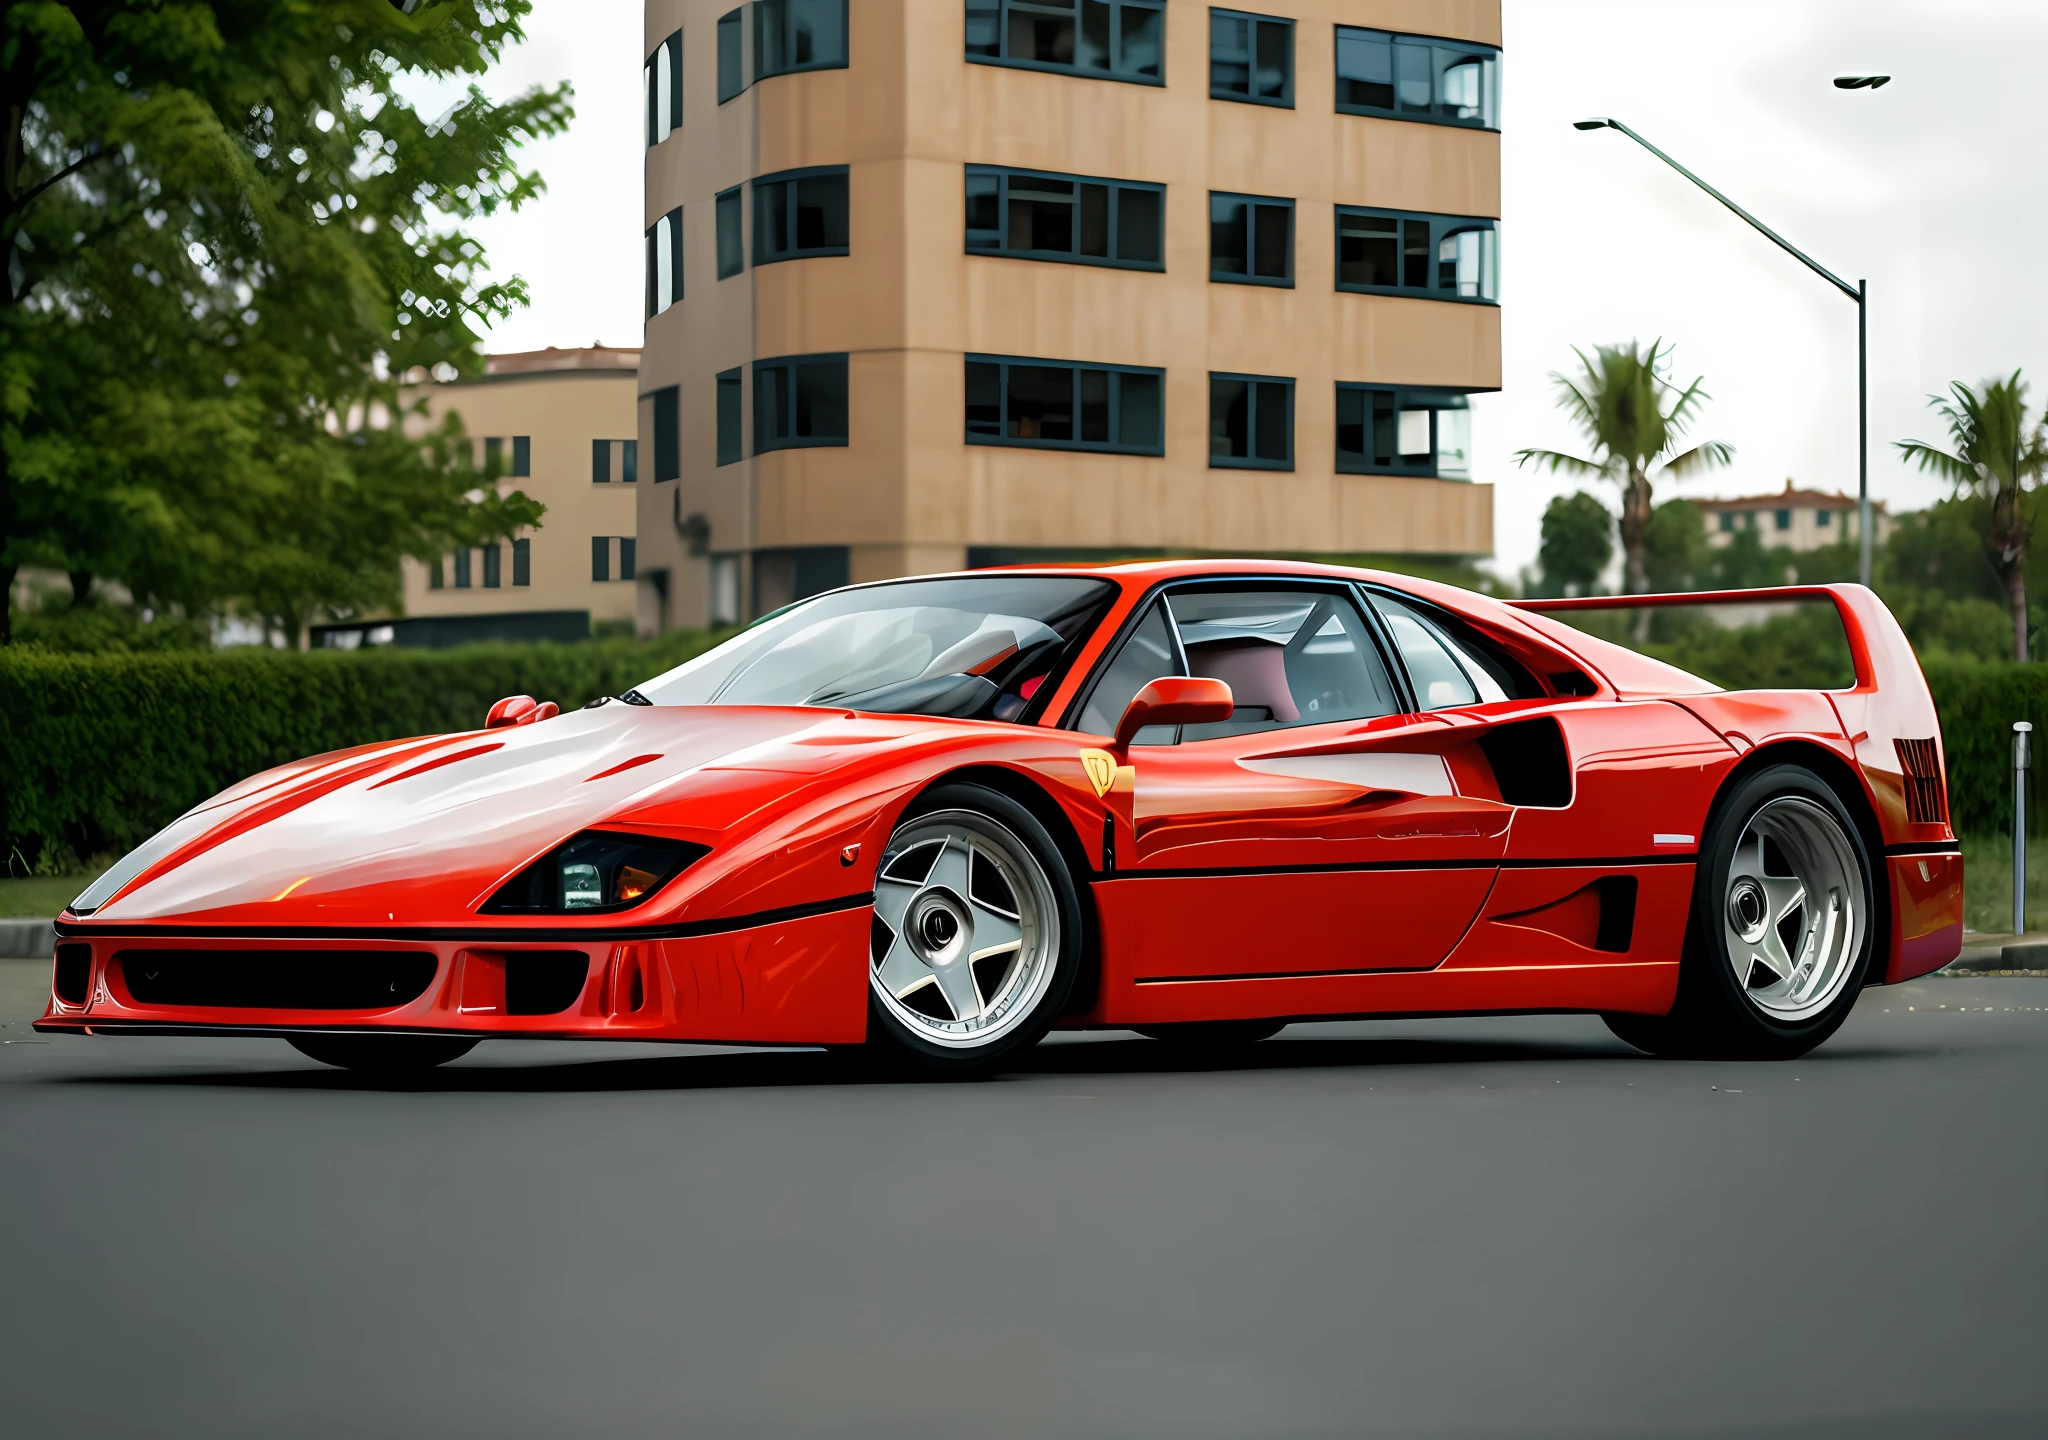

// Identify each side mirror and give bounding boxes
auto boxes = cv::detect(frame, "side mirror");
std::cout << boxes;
[1113,677,1235,750]
[486,694,561,730]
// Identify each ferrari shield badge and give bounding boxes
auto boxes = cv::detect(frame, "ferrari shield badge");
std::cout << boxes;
[1079,748,1118,798]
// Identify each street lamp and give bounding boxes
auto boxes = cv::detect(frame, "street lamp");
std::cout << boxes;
[1573,114,1878,586]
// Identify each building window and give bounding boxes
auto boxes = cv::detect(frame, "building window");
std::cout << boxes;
[646,205,683,316]
[591,438,609,484]
[481,543,501,588]
[710,555,742,625]
[454,548,472,588]
[754,353,849,451]
[964,166,1164,270]
[1776,508,1791,530]
[1335,207,1498,302]
[965,0,1165,86]
[622,440,637,483]
[592,536,611,583]
[428,556,444,590]
[651,385,680,481]
[719,10,746,101]
[513,537,531,586]
[590,440,638,484]
[621,537,637,582]
[1210,10,1292,106]
[753,167,848,264]
[716,187,744,278]
[1335,386,1473,478]
[965,355,1164,454]
[756,0,848,80]
[645,30,682,145]
[1210,373,1293,469]
[483,436,502,470]
[511,435,530,477]
[1335,26,1500,130]
[1817,508,1832,528]
[717,368,744,464]
[1211,192,1292,285]
[1719,511,1735,533]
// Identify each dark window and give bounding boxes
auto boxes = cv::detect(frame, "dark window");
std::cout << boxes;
[646,205,684,315]
[484,436,503,470]
[1210,373,1292,468]
[1210,192,1292,285]
[756,0,848,80]
[645,30,682,144]
[454,548,472,588]
[717,368,744,465]
[1817,508,1832,528]
[481,543,501,588]
[428,556,444,590]
[1335,386,1474,478]
[513,538,531,586]
[622,440,637,483]
[1335,26,1499,129]
[1210,10,1292,105]
[592,536,611,583]
[1720,512,1735,533]
[511,435,530,477]
[592,438,610,484]
[1335,206,1497,302]
[718,9,746,101]
[965,0,1165,85]
[651,385,680,480]
[964,165,1164,269]
[1777,509,1792,530]
[753,167,849,264]
[716,187,744,278]
[620,537,637,582]
[964,355,1163,454]
[754,353,849,451]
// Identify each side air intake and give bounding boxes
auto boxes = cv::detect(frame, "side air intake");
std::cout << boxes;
[1894,738,1947,825]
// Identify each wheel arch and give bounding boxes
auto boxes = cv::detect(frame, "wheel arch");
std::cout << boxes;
[900,764,1104,1016]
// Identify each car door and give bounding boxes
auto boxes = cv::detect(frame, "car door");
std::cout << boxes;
[1075,582,1513,981]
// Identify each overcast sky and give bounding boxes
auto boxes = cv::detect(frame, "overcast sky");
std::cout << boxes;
[447,0,2048,577]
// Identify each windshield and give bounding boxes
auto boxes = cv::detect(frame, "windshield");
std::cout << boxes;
[627,575,1120,723]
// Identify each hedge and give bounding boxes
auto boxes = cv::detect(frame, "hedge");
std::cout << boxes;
[2,632,724,871]
[4,636,2046,873]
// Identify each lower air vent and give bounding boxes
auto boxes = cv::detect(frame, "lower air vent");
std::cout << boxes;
[117,950,438,1010]
[1478,716,1573,808]
[505,951,591,1016]
[1895,738,1947,825]
[54,944,92,1006]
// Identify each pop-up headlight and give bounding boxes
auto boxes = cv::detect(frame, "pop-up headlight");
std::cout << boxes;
[481,831,709,916]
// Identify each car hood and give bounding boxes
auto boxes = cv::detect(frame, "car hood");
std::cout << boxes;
[75,706,906,927]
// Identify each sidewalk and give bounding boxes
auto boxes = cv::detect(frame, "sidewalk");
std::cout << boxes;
[1946,932,2048,975]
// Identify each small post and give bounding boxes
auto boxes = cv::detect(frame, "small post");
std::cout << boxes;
[2016,722,2033,936]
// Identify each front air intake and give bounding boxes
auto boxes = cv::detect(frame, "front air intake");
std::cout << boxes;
[116,950,438,1010]
[1895,738,1948,825]
[54,944,92,1006]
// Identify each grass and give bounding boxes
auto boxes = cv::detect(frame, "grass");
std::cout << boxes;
[0,875,81,919]
[1958,833,2048,935]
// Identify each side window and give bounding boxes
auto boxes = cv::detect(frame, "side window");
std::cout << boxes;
[1374,594,1513,709]
[1168,589,1399,739]
[1076,600,1184,741]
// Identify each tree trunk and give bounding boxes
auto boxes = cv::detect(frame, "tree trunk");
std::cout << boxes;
[1620,465,1653,641]
[2007,565,2029,664]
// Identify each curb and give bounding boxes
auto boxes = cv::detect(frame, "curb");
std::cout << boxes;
[0,918,55,960]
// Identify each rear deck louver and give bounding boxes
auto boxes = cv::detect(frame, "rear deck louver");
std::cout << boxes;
[1894,738,1947,825]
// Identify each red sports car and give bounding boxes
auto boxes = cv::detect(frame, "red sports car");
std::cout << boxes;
[39,562,1962,1073]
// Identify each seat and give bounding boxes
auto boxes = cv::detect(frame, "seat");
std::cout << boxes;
[1184,637,1298,723]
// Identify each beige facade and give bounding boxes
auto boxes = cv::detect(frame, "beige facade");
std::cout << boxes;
[1698,481,1895,555]
[395,348,643,643]
[638,0,1501,630]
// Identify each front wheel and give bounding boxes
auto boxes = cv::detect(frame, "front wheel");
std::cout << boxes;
[288,1034,479,1072]
[1607,764,1874,1061]
[864,785,1082,1076]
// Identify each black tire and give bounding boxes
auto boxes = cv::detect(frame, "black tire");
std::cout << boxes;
[1133,1020,1286,1047]
[1606,763,1875,1061]
[864,783,1083,1077]
[288,1034,479,1072]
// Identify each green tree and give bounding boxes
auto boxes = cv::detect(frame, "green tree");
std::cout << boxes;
[1896,372,2048,662]
[2,1,569,643]
[1642,497,1710,593]
[1512,341,1734,627]
[1536,490,1612,595]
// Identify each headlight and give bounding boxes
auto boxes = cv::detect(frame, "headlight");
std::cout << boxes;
[481,831,709,916]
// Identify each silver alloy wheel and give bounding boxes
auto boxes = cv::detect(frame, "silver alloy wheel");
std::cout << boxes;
[871,810,1059,1050]
[1722,796,1865,1023]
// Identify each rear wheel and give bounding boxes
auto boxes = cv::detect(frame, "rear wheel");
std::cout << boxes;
[865,785,1081,1076]
[1604,764,1873,1061]
[1134,1020,1286,1047]
[288,1034,478,1072]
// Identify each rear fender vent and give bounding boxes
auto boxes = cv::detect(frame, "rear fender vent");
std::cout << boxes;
[1894,738,1948,825]
[117,950,438,1010]
[54,944,92,1006]
[1477,716,1573,808]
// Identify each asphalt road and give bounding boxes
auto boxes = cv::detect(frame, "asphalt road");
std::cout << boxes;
[3,962,2045,1440]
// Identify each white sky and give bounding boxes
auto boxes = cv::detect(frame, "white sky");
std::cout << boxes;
[449,0,2048,577]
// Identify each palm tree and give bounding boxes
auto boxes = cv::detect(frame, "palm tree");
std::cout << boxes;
[1896,371,2048,662]
[1513,341,1734,619]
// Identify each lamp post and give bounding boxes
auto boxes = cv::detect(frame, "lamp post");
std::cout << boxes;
[1573,104,1886,586]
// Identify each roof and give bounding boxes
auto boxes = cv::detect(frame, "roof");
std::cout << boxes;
[1693,480,1887,513]
[483,346,640,376]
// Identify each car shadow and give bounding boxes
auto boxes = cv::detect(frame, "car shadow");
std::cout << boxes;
[55,1028,1932,1095]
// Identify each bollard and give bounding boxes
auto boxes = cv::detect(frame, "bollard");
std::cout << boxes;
[2016,722,2033,936]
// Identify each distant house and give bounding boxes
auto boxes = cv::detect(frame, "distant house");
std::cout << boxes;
[1695,480,1893,554]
